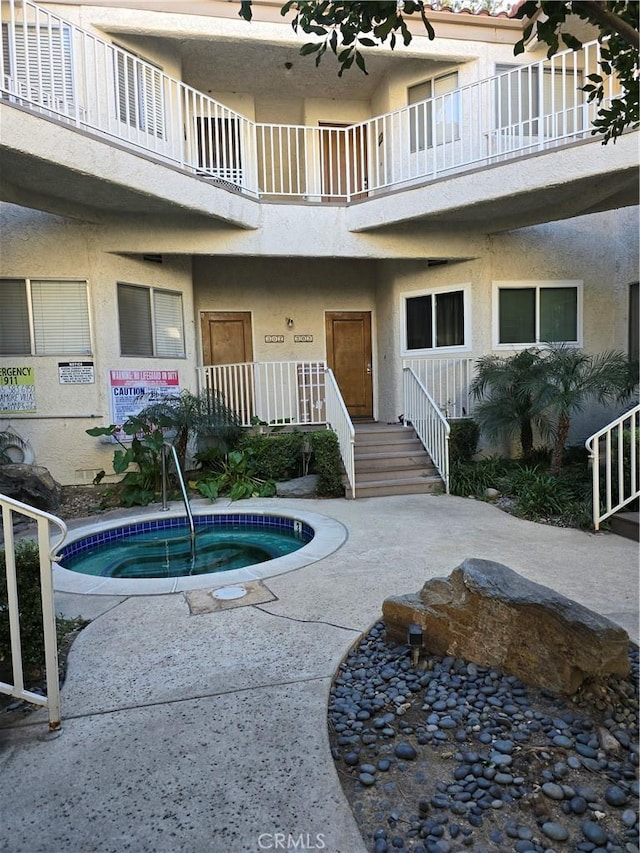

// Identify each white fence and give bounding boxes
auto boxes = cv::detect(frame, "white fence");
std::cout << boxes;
[403,368,451,492]
[0,492,67,731]
[199,361,327,428]
[585,403,640,531]
[0,0,619,202]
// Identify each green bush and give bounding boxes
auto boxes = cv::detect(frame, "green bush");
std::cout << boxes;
[239,431,305,481]
[449,456,510,497]
[1,541,87,688]
[309,430,344,497]
[448,418,479,463]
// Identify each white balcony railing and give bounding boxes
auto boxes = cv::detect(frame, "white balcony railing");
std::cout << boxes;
[0,0,622,203]
[0,493,67,731]
[585,403,640,531]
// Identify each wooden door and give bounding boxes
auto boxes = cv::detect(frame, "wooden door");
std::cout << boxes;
[320,122,368,201]
[325,311,373,418]
[201,311,253,365]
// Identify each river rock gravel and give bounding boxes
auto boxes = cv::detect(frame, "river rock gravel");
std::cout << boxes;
[329,621,639,853]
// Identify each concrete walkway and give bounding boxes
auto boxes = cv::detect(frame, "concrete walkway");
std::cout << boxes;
[1,494,638,853]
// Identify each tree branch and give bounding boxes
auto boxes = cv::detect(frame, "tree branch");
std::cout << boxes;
[573,1,639,49]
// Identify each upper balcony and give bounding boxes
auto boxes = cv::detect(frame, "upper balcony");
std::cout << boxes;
[0,0,637,237]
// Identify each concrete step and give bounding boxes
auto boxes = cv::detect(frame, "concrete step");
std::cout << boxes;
[609,511,639,541]
[354,476,442,498]
[355,454,435,473]
[355,439,424,455]
[355,466,436,483]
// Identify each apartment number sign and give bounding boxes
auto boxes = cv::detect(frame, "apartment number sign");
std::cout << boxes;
[265,335,285,343]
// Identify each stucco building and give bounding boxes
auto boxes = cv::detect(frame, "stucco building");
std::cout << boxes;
[0,0,638,488]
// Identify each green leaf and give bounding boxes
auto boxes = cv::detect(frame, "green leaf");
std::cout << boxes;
[238,0,252,22]
[299,41,322,55]
[561,33,582,51]
[355,50,368,74]
[86,425,117,437]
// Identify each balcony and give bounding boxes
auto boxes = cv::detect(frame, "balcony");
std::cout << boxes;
[0,0,637,232]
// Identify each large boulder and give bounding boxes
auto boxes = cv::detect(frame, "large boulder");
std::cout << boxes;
[0,463,62,513]
[382,558,630,695]
[275,474,318,498]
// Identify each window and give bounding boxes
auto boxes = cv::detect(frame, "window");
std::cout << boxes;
[114,47,164,137]
[409,71,459,152]
[2,22,75,109]
[494,281,582,347]
[0,279,91,355]
[494,64,584,136]
[404,287,467,353]
[117,283,185,358]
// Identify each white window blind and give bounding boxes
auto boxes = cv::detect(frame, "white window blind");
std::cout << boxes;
[409,71,459,152]
[115,47,164,137]
[31,280,91,354]
[1,22,74,107]
[154,289,185,357]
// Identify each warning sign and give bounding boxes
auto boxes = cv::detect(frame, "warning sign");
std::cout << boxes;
[59,361,95,384]
[0,366,36,413]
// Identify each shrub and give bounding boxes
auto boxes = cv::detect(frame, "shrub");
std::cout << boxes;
[308,430,344,497]
[238,431,305,481]
[448,418,479,463]
[0,541,85,682]
[449,456,510,497]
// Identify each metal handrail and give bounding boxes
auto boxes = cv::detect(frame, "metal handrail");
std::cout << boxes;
[0,492,67,731]
[585,403,640,530]
[403,367,451,492]
[161,443,196,563]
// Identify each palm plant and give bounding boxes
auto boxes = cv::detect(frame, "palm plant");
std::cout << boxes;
[138,389,242,471]
[470,349,552,461]
[524,344,637,474]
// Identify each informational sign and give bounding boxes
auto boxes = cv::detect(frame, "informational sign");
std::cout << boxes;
[58,361,95,384]
[0,366,36,413]
[109,369,180,439]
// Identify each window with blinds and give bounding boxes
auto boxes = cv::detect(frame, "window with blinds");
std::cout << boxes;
[409,71,459,152]
[0,279,91,355]
[494,64,584,136]
[114,47,164,138]
[1,22,74,108]
[117,283,184,358]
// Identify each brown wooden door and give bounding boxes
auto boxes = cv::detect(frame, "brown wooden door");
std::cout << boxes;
[201,311,253,365]
[325,311,373,418]
[320,122,368,201]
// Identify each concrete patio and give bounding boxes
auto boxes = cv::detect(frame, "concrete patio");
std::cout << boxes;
[1,493,638,853]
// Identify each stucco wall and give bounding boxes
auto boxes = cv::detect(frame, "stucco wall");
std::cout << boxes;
[0,204,196,484]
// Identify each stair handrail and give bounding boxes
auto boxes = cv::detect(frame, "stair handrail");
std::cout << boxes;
[403,367,451,493]
[324,369,355,499]
[0,492,67,731]
[162,442,196,562]
[585,402,640,530]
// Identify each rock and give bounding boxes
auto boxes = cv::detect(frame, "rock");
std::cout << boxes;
[394,742,417,761]
[382,559,630,694]
[0,463,62,512]
[484,488,500,499]
[275,474,318,498]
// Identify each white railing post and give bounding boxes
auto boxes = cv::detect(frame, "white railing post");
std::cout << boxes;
[585,403,640,530]
[0,493,67,731]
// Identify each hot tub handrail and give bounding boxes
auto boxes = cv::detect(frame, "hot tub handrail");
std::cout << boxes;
[162,442,196,563]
